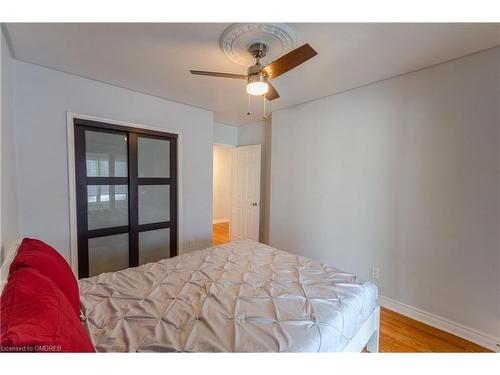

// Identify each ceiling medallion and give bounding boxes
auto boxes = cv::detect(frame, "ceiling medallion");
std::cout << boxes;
[220,23,297,66]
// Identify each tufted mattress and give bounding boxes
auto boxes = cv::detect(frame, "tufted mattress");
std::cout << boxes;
[79,240,378,352]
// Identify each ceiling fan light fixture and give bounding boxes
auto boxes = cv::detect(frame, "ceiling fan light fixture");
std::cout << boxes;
[247,81,269,96]
[246,74,269,96]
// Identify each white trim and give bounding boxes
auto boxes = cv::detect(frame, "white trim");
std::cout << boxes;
[66,112,183,278]
[0,239,21,294]
[66,113,78,274]
[342,306,380,352]
[213,218,229,224]
[379,295,500,352]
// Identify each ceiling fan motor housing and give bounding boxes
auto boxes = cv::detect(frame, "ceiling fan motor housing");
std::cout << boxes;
[247,43,269,79]
[247,62,265,77]
[247,72,268,85]
[248,42,268,59]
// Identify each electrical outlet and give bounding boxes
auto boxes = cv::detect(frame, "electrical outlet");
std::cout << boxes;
[371,266,380,280]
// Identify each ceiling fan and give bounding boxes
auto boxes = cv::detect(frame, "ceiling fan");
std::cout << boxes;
[190,42,317,101]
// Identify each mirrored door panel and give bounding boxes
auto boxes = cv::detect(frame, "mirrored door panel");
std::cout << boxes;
[87,185,128,230]
[138,185,170,224]
[139,228,170,265]
[138,137,170,178]
[86,131,128,177]
[75,119,177,279]
[88,234,129,277]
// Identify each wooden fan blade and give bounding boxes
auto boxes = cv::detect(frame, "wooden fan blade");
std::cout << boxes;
[265,83,280,101]
[262,44,317,79]
[190,70,247,79]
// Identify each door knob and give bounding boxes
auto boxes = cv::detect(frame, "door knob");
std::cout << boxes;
[251,202,258,206]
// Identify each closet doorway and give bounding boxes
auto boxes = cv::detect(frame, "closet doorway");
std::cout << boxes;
[73,118,178,278]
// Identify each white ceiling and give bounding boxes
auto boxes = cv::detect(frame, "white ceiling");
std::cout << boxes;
[6,23,500,125]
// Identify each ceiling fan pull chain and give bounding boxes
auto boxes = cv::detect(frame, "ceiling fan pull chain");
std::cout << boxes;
[247,93,251,115]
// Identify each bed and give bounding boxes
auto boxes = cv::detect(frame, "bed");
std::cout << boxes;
[78,240,379,352]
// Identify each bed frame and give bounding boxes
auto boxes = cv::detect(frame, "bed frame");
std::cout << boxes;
[0,238,379,352]
[342,306,380,352]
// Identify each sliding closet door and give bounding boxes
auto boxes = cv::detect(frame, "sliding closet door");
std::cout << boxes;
[74,119,177,279]
[133,133,177,266]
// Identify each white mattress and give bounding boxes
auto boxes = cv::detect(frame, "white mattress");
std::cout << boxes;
[79,240,378,352]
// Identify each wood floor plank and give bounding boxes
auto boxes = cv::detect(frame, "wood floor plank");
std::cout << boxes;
[212,221,230,246]
[211,224,491,353]
[379,307,491,352]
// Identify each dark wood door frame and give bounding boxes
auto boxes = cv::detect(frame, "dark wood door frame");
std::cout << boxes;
[74,118,178,279]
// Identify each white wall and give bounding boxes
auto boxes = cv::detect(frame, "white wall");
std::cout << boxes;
[12,61,214,263]
[214,122,238,146]
[238,119,272,244]
[212,145,232,223]
[1,29,19,262]
[270,47,500,341]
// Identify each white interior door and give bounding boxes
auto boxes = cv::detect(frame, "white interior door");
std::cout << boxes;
[231,144,261,242]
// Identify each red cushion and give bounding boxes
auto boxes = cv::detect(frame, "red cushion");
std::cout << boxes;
[0,268,95,353]
[9,238,80,316]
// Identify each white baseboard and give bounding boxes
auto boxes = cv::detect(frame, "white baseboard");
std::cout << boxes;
[213,218,229,224]
[379,295,500,352]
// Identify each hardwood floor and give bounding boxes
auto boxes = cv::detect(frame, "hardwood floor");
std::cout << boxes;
[213,221,230,246]
[211,223,491,353]
[379,307,490,352]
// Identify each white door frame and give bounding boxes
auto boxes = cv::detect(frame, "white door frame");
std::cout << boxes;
[212,143,235,226]
[66,112,183,277]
